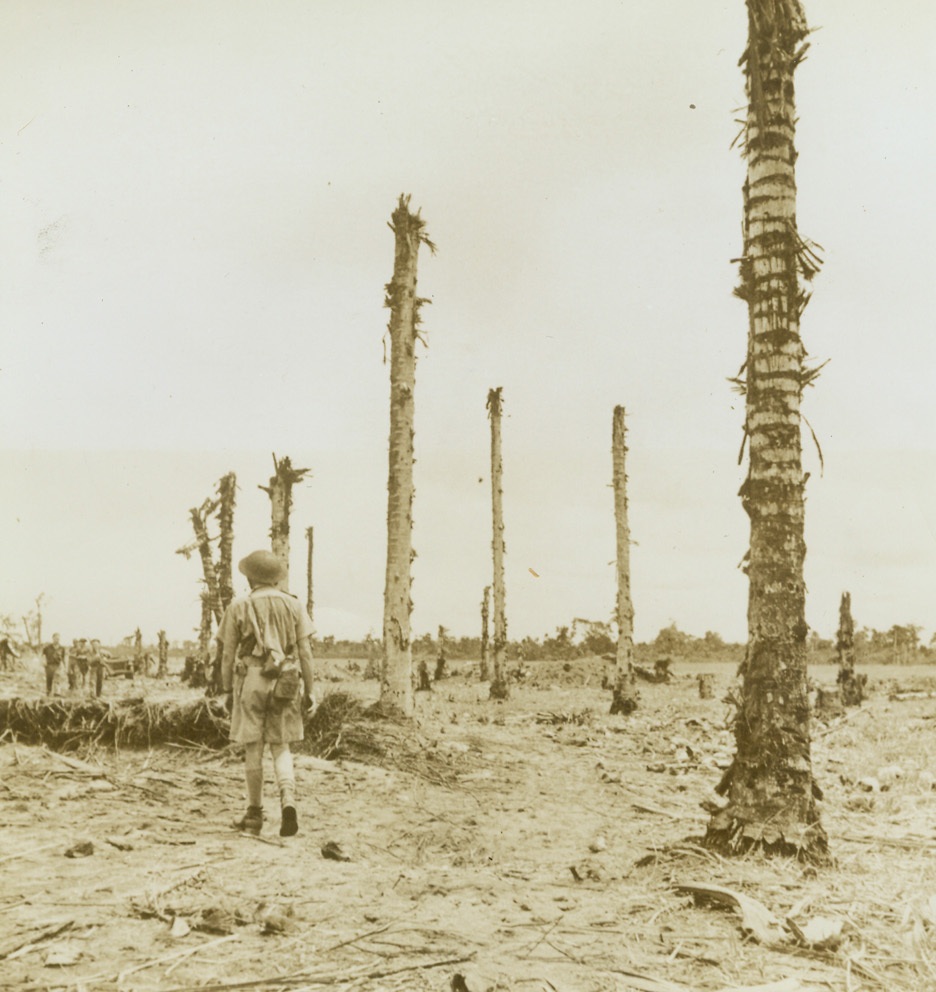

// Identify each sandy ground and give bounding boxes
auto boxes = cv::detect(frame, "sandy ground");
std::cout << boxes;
[2,659,936,991]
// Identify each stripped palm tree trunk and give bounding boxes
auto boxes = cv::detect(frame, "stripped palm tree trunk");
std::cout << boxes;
[381,195,434,719]
[610,406,638,715]
[216,472,236,611]
[157,629,168,678]
[705,0,827,862]
[305,526,315,627]
[480,585,491,682]
[190,499,222,625]
[259,454,310,592]
[487,387,509,701]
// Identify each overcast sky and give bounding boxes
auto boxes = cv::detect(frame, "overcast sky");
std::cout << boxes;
[2,1,935,647]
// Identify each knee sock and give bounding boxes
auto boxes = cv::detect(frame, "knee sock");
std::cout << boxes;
[244,741,264,808]
[270,744,295,808]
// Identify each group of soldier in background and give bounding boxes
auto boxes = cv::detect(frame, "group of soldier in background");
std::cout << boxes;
[41,633,107,697]
[0,628,172,696]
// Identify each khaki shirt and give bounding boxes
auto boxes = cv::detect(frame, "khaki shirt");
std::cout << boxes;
[219,586,314,693]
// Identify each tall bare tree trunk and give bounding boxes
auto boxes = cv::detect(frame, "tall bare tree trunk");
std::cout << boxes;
[380,195,434,719]
[190,499,222,625]
[610,406,638,715]
[216,472,236,611]
[487,387,509,701]
[259,454,310,592]
[705,0,827,862]
[480,585,491,682]
[305,526,315,627]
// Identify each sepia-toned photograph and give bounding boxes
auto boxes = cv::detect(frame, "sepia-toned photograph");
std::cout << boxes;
[2,1,935,989]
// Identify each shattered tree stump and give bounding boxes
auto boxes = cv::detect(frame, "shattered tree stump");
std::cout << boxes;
[838,668,868,707]
[814,686,844,719]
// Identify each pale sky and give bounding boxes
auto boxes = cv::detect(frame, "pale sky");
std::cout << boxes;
[2,1,935,647]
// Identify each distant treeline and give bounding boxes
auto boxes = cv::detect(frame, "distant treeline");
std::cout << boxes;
[809,623,934,666]
[312,621,745,664]
[153,619,935,667]
[312,620,935,666]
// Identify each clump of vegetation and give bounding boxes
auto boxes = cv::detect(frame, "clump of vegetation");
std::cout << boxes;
[0,689,463,790]
[299,690,461,784]
[299,689,367,758]
[0,696,229,750]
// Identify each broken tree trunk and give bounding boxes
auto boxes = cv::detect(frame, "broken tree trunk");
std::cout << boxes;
[480,585,491,682]
[21,617,36,653]
[487,387,509,701]
[216,472,236,611]
[305,526,315,629]
[198,592,212,659]
[704,0,828,863]
[380,194,434,719]
[434,625,448,681]
[189,499,222,626]
[33,595,44,651]
[259,454,310,592]
[610,406,638,715]
[836,591,865,706]
[157,630,169,678]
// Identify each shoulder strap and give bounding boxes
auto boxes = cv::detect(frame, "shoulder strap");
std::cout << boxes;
[247,594,266,647]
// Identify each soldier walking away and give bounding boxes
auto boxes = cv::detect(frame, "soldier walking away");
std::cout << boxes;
[219,550,314,838]
[42,633,66,695]
[88,639,105,697]
[0,634,20,672]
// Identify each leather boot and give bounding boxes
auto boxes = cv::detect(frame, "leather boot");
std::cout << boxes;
[280,805,298,837]
[233,806,264,835]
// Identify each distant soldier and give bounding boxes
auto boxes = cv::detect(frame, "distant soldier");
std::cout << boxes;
[70,638,90,690]
[42,633,66,695]
[67,639,81,689]
[0,635,20,672]
[88,638,105,697]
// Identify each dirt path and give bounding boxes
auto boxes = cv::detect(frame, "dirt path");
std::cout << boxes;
[3,664,936,990]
